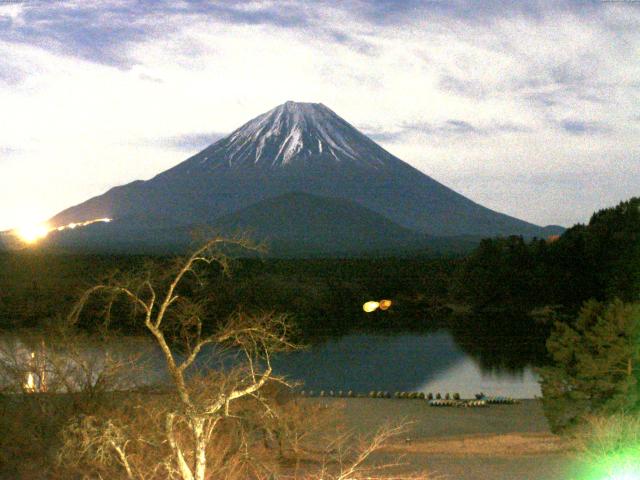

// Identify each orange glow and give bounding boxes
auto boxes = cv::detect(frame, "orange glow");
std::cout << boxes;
[379,299,392,310]
[15,223,50,244]
[12,217,112,245]
[24,372,36,392]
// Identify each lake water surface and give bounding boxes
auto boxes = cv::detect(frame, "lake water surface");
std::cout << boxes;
[272,331,541,398]
[1,330,542,398]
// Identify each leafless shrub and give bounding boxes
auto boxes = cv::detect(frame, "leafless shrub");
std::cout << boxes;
[57,237,302,480]
[4,236,435,479]
[0,324,142,399]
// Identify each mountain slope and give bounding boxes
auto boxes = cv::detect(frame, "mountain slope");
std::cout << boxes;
[40,192,480,256]
[211,191,426,255]
[49,101,561,241]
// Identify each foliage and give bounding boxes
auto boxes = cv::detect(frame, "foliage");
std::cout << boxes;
[570,413,640,479]
[572,413,640,459]
[0,324,142,479]
[0,252,151,330]
[451,236,541,311]
[585,197,640,301]
[0,393,73,478]
[454,197,640,312]
[538,299,640,433]
[0,252,460,339]
[59,237,296,480]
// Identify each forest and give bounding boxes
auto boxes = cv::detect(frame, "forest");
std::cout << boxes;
[0,197,638,478]
[1,197,637,371]
[453,196,640,313]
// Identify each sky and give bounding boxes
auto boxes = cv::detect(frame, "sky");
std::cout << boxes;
[0,0,639,231]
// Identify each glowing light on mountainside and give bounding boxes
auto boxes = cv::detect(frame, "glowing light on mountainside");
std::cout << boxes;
[15,223,50,244]
[13,217,112,244]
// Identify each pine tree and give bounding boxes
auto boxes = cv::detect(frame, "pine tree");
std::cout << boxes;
[538,299,640,432]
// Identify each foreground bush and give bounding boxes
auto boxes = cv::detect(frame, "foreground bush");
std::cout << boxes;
[538,299,640,432]
[571,414,640,478]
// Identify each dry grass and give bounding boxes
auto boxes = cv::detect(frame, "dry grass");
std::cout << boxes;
[382,432,571,457]
[569,413,640,463]
[1,388,431,480]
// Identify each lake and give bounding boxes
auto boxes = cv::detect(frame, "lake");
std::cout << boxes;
[1,329,541,398]
[272,331,541,398]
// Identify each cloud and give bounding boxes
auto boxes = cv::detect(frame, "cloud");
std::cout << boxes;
[559,119,611,135]
[0,145,17,159]
[445,161,640,228]
[438,75,491,100]
[0,62,25,85]
[155,132,226,152]
[353,0,606,26]
[0,2,151,68]
[0,0,639,230]
[365,119,530,143]
[186,1,311,28]
[0,1,318,69]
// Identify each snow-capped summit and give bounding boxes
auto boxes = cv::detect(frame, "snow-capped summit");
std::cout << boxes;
[49,102,563,242]
[169,101,397,172]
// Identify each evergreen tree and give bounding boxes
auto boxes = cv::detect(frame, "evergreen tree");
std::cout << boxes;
[585,197,640,302]
[538,299,640,432]
[452,236,539,311]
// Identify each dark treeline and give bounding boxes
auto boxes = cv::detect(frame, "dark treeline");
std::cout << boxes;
[448,197,639,373]
[452,197,640,315]
[0,252,458,339]
[1,197,637,372]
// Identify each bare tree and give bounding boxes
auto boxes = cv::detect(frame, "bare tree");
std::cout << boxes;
[56,237,434,480]
[0,323,140,401]
[62,237,300,480]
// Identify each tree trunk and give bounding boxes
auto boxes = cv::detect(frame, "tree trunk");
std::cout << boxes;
[193,417,207,480]
[166,413,194,480]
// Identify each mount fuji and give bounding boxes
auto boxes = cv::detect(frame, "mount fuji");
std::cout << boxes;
[43,101,561,254]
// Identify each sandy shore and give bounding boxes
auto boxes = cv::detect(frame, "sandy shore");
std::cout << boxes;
[307,398,576,480]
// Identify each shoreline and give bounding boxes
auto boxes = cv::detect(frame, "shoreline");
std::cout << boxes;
[308,397,575,479]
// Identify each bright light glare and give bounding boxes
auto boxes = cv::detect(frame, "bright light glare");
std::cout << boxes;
[24,372,35,392]
[15,223,50,244]
[363,301,380,313]
[363,299,393,313]
[578,452,640,480]
[11,217,112,245]
[608,467,640,480]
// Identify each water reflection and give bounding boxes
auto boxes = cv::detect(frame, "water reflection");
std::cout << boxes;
[417,357,541,399]
[272,330,542,398]
[1,314,547,398]
[448,312,549,374]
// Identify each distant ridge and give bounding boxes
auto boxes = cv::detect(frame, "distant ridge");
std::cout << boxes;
[35,192,480,256]
[212,191,425,255]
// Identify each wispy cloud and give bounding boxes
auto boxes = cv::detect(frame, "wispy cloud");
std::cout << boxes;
[0,2,151,68]
[154,132,226,152]
[0,0,639,230]
[559,119,611,135]
[0,1,318,69]
[0,145,17,159]
[366,119,530,143]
